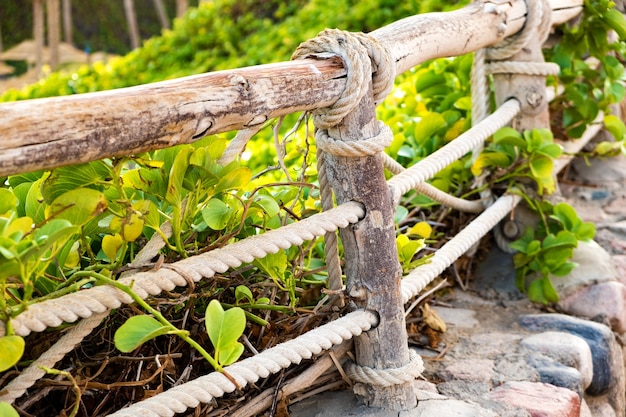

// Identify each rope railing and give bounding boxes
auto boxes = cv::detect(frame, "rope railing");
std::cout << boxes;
[0,0,597,414]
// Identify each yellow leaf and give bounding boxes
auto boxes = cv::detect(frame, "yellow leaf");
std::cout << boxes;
[408,222,432,239]
[421,304,447,333]
[102,234,124,262]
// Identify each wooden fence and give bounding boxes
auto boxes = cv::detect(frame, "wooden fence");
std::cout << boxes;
[0,0,599,415]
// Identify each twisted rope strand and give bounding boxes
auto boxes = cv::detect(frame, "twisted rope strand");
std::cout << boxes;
[2,202,364,337]
[401,194,522,303]
[107,310,378,417]
[388,99,521,204]
[345,349,424,387]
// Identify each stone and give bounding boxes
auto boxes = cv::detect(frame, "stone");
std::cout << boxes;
[442,359,495,382]
[433,306,479,328]
[487,381,580,417]
[518,314,625,417]
[558,281,626,333]
[612,254,626,284]
[525,353,584,396]
[579,399,592,417]
[520,331,593,389]
[586,395,617,417]
[410,398,499,417]
[551,241,616,297]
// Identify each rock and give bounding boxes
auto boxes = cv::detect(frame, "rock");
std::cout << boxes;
[551,241,616,297]
[579,399,592,417]
[433,306,479,328]
[525,353,584,396]
[520,331,593,389]
[586,395,617,417]
[558,281,626,333]
[487,381,580,417]
[411,397,499,417]
[441,359,495,382]
[518,314,625,417]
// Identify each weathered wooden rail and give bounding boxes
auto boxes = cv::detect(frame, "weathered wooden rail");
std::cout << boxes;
[0,0,595,415]
[0,0,580,176]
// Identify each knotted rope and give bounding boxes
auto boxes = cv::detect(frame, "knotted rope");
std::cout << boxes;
[471,0,559,252]
[292,29,396,298]
[345,349,424,387]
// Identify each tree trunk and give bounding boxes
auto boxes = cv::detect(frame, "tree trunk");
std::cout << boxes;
[124,0,140,50]
[33,0,45,75]
[46,0,61,69]
[176,0,188,18]
[62,0,72,45]
[152,0,170,30]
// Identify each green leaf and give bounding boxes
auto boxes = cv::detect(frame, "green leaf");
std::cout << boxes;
[413,113,446,144]
[114,315,170,353]
[552,260,577,277]
[0,189,18,216]
[254,251,287,280]
[205,300,246,366]
[408,221,432,239]
[529,155,554,179]
[542,277,559,303]
[47,188,108,226]
[0,402,19,417]
[165,145,193,206]
[253,194,280,218]
[471,151,511,176]
[214,166,252,194]
[528,278,549,304]
[604,114,626,141]
[604,8,626,39]
[493,127,526,149]
[0,335,25,372]
[576,222,596,241]
[542,230,578,250]
[235,285,254,304]
[202,198,234,230]
[41,161,110,204]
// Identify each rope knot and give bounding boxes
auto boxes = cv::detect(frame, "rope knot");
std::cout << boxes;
[292,28,395,130]
[345,349,424,387]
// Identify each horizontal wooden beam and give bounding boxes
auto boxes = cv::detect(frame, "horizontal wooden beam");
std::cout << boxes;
[0,0,582,176]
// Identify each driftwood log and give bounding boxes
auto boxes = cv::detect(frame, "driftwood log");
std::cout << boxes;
[0,0,582,176]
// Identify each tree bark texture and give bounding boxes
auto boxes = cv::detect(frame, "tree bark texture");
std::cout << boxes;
[33,0,44,75]
[323,84,416,409]
[62,0,72,45]
[153,0,170,30]
[47,0,61,69]
[176,0,189,18]
[0,0,583,177]
[124,0,140,50]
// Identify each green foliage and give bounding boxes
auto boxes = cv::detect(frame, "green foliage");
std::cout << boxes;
[0,402,19,417]
[509,201,595,304]
[546,0,626,139]
[0,335,24,372]
[205,299,246,367]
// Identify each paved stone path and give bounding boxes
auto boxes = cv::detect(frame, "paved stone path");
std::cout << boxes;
[289,154,626,417]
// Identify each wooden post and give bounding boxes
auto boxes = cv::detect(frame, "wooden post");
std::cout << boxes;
[124,0,140,50]
[176,0,188,18]
[62,0,72,45]
[491,36,550,130]
[322,83,416,409]
[153,0,170,30]
[33,0,44,75]
[46,0,61,70]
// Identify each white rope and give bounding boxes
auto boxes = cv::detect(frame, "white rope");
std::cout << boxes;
[106,309,378,417]
[0,311,108,404]
[387,99,521,205]
[345,349,424,387]
[382,154,485,213]
[400,194,522,303]
[1,202,364,338]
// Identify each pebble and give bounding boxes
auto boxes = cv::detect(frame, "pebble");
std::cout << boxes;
[487,381,580,417]
[520,331,593,390]
[558,281,626,333]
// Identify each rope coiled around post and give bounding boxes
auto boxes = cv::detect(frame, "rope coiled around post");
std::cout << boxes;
[107,310,378,417]
[345,349,424,387]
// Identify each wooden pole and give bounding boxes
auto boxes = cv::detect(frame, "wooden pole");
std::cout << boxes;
[0,0,584,176]
[322,83,416,409]
[33,0,45,75]
[153,0,170,30]
[62,0,72,45]
[176,0,188,18]
[46,0,61,69]
[124,0,140,50]
[491,34,551,130]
